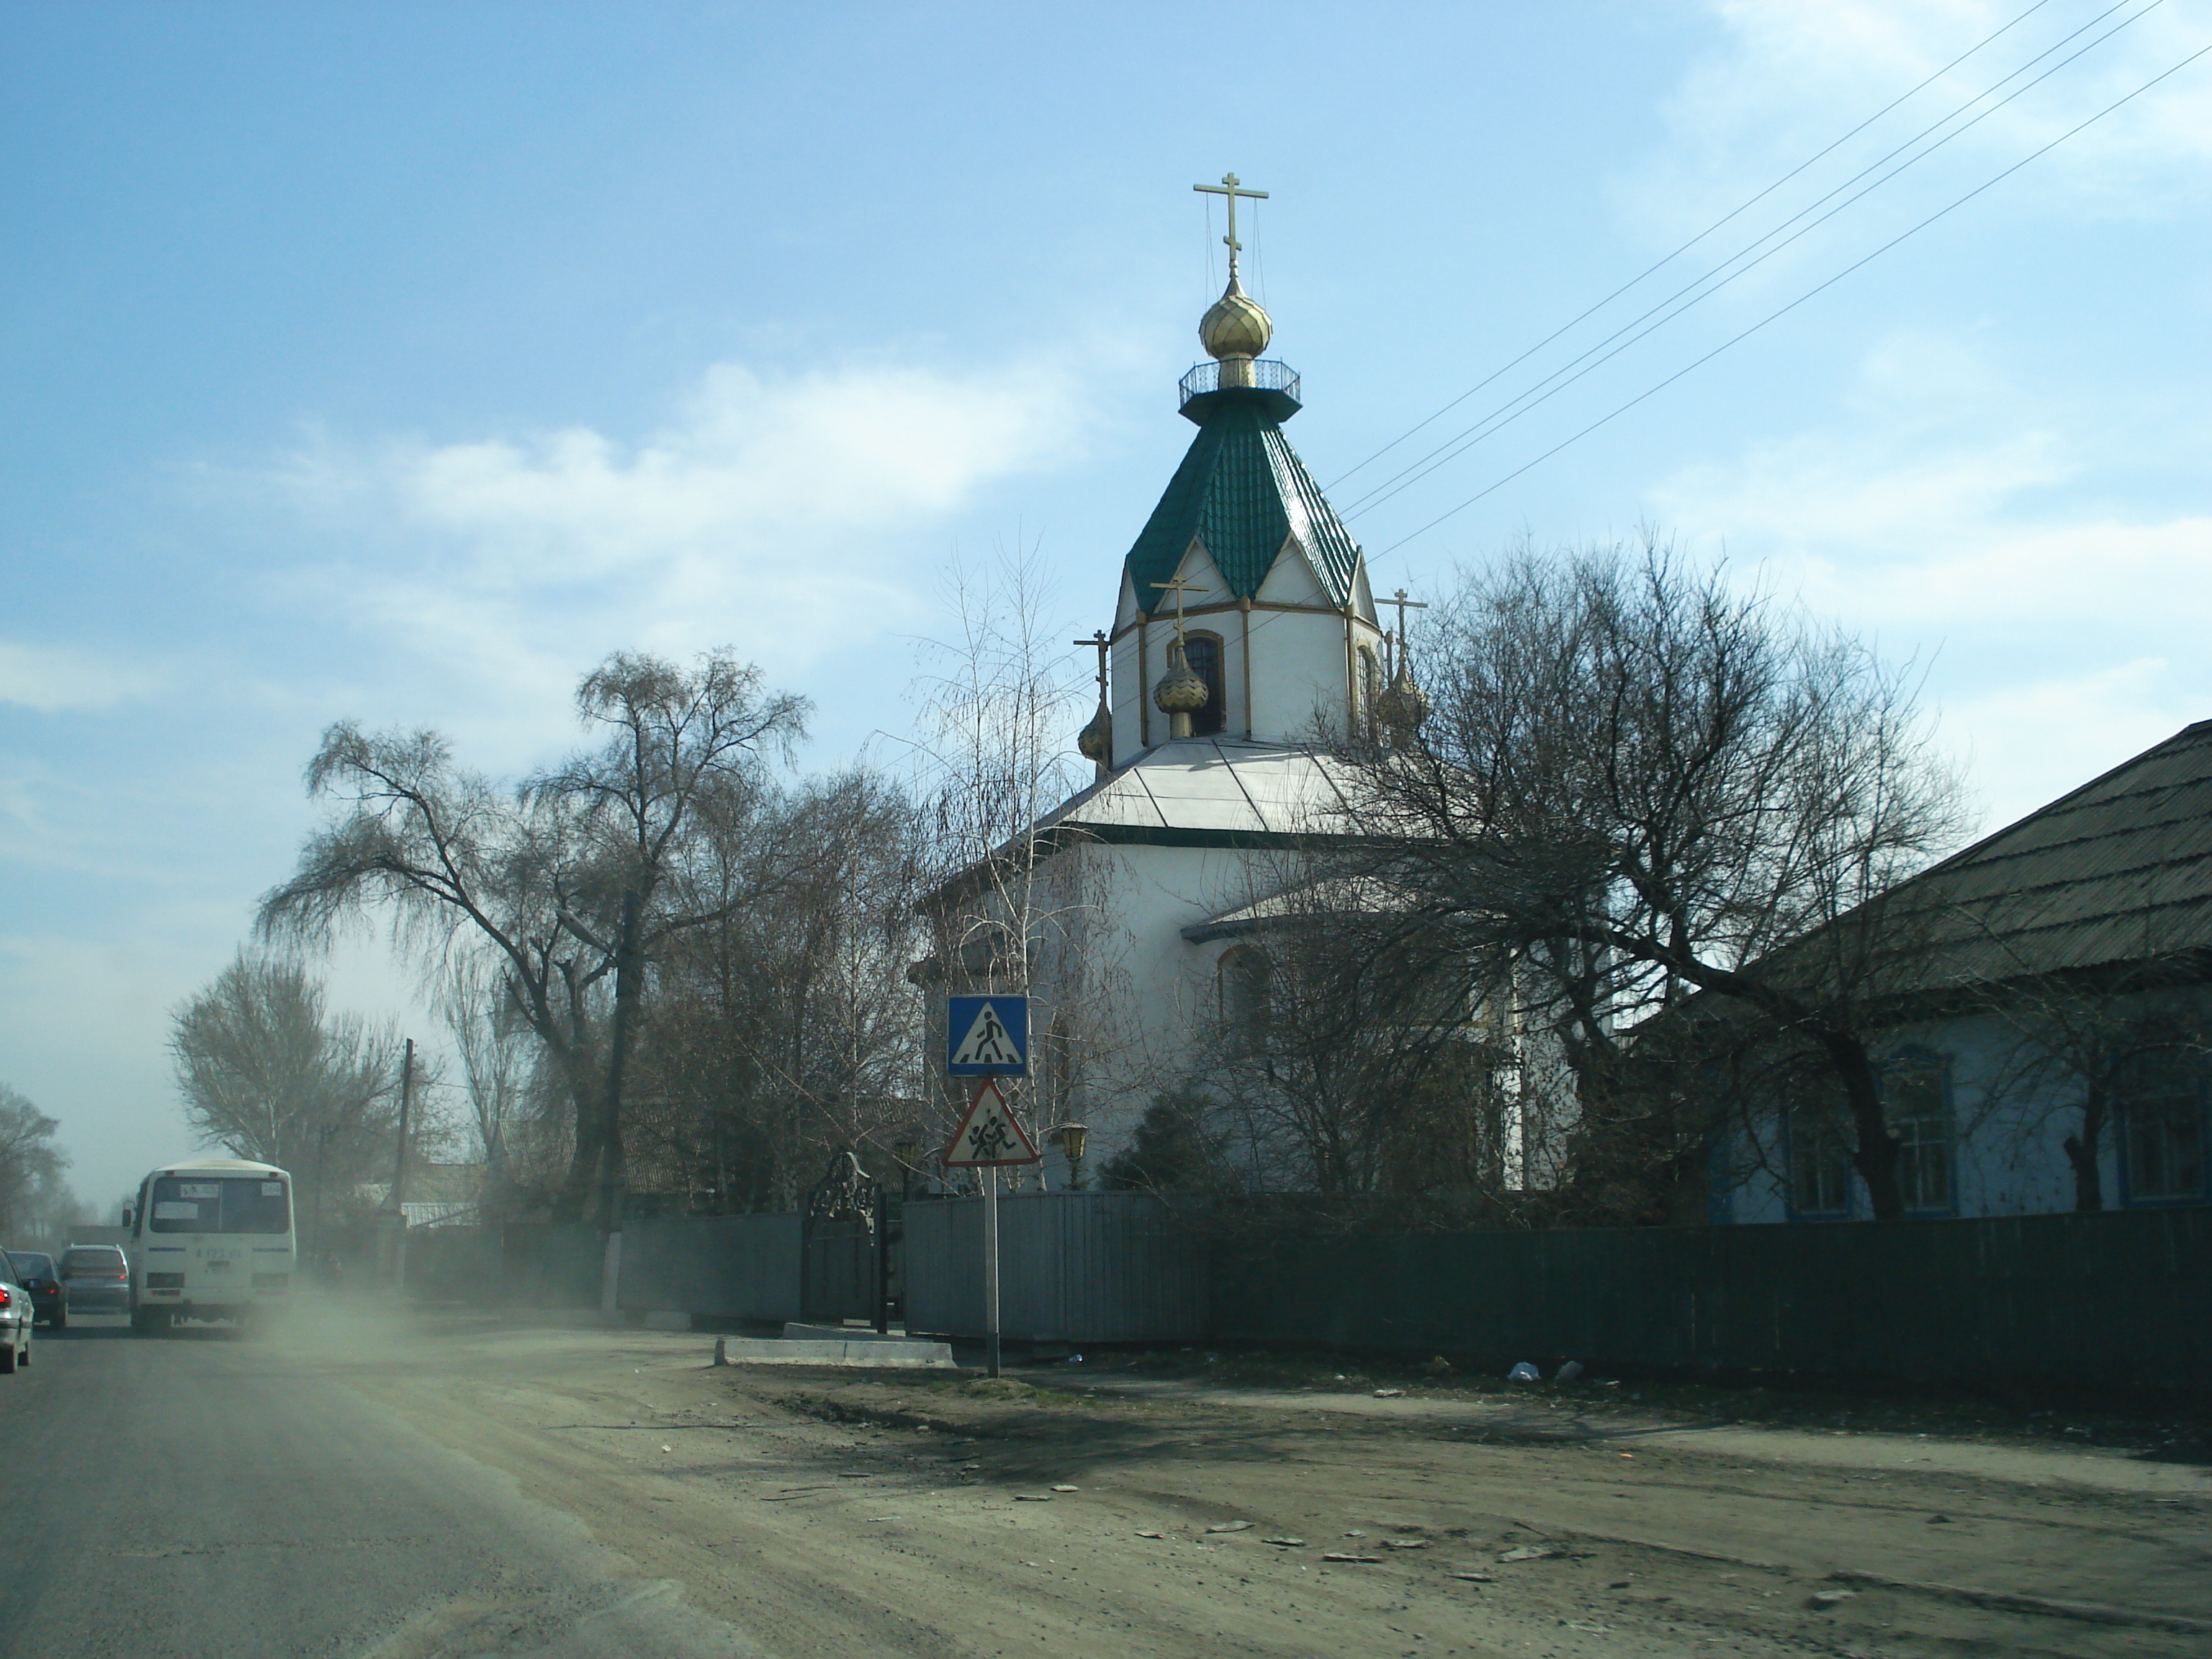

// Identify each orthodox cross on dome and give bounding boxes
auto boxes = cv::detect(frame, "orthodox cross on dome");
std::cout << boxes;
[1154,573,1210,644]
[1074,629,1109,698]
[1193,172,1267,282]
[1385,588,1429,678]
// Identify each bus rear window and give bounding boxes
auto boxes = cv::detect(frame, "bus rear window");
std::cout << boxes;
[149,1177,291,1235]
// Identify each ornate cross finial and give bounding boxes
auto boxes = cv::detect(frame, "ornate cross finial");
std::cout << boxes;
[1154,573,1210,644]
[1073,629,1109,698]
[1385,588,1429,678]
[1193,172,1268,282]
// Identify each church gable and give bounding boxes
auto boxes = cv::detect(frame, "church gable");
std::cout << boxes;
[1255,534,1331,608]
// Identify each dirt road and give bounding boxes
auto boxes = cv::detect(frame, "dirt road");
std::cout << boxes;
[360,1318,2209,1658]
[12,1308,2206,1657]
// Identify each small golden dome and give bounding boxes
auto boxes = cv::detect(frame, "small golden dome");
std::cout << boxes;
[1377,661,1430,739]
[1200,275,1273,361]
[1154,640,1209,714]
[1077,697,1113,763]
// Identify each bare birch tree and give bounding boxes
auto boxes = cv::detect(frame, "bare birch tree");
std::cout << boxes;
[908,547,1115,1168]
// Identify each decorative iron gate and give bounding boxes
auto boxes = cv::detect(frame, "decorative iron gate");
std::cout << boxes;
[799,1150,891,1330]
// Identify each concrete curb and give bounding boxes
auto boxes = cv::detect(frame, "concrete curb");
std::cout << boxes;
[713,1334,958,1370]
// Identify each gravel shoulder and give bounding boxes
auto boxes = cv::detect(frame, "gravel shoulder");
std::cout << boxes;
[342,1316,2212,1658]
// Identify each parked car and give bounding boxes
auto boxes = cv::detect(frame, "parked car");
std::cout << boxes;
[0,1251,32,1373]
[58,1245,131,1315]
[1,1250,63,1328]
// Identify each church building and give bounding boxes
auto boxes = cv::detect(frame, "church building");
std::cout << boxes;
[926,179,1434,1187]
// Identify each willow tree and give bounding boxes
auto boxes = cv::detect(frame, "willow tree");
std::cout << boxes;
[261,649,806,1228]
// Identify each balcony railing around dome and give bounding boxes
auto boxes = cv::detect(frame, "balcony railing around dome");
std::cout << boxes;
[1179,358,1301,410]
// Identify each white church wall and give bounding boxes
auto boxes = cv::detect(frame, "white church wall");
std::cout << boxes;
[1244,609,1375,749]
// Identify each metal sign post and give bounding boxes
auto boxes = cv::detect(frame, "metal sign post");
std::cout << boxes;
[984,1167,1001,1377]
[943,1076,1039,1377]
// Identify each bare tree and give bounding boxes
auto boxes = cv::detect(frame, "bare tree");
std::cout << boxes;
[533,650,808,1226]
[626,768,928,1210]
[168,950,399,1249]
[1328,539,1966,1220]
[908,547,1110,1170]
[0,1084,76,1246]
[260,722,617,1220]
[261,649,808,1229]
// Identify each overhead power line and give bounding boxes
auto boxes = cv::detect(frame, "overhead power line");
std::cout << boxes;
[1367,38,2212,562]
[1341,0,2166,522]
[1323,0,2063,494]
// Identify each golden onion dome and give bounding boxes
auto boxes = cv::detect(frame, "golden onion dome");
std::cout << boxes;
[1153,640,1210,714]
[1200,275,1273,361]
[1377,660,1430,739]
[1077,697,1113,763]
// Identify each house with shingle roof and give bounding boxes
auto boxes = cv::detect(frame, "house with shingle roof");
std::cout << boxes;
[1717,719,2212,1222]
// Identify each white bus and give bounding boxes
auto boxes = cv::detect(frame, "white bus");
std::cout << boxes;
[125,1159,297,1332]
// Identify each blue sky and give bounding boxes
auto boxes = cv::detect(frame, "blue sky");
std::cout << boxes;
[5,1,2208,1212]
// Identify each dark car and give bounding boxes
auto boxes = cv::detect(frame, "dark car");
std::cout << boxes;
[58,1245,131,1315]
[1,1250,63,1328]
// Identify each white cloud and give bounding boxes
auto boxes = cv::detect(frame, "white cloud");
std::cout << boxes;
[1650,329,2212,834]
[253,354,1091,732]
[0,640,166,712]
[1623,1,2212,248]
[1943,657,2199,831]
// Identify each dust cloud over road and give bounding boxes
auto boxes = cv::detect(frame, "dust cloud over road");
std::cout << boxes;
[1,1303,2205,1658]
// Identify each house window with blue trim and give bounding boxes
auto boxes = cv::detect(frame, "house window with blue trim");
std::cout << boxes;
[1787,1105,1853,1218]
[2118,1046,2205,1205]
[1884,1048,1953,1215]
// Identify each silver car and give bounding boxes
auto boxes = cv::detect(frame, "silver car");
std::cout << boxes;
[58,1244,132,1315]
[0,1251,33,1374]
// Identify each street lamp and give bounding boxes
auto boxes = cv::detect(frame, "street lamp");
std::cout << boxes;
[1055,1123,1088,1190]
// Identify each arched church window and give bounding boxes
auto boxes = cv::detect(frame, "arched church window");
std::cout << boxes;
[1183,631,1226,737]
[1357,644,1381,719]
[1218,945,1272,1045]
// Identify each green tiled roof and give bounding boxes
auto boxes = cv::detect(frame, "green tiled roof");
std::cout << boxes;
[1124,394,1363,611]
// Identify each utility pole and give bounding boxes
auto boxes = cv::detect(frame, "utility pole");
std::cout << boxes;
[382,1038,414,1290]
[392,1037,415,1210]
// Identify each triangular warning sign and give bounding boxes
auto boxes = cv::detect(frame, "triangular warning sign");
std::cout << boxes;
[943,1079,1040,1166]
[949,1000,1025,1070]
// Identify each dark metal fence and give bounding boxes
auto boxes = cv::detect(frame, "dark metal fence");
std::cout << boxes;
[423,1200,2208,1395]
[1210,1206,2212,1392]
[616,1213,800,1323]
[904,1191,1208,1344]
[498,1223,604,1309]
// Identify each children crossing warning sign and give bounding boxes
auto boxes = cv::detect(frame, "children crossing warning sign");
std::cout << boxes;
[946,996,1028,1076]
[943,1079,1040,1167]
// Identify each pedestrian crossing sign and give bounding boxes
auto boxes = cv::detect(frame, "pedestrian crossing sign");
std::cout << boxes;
[946,995,1028,1076]
[944,1079,1040,1167]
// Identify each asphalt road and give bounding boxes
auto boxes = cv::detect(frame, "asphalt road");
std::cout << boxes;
[0,1311,757,1659]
